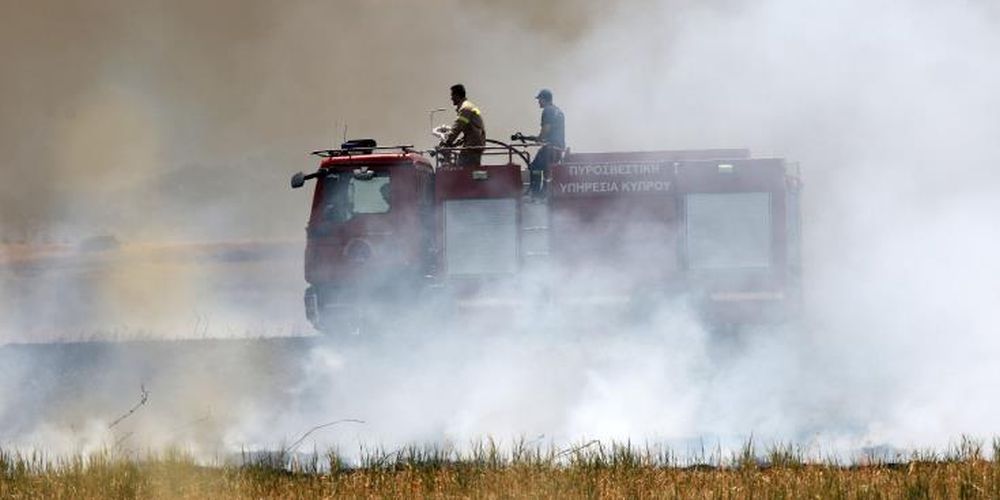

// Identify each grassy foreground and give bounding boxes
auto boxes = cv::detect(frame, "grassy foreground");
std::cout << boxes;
[2,442,999,499]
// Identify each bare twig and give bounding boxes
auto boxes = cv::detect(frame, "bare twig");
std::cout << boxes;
[113,431,135,450]
[286,419,365,453]
[373,447,402,469]
[108,385,149,429]
[556,439,600,458]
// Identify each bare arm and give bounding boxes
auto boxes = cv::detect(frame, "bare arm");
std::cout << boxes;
[537,123,551,142]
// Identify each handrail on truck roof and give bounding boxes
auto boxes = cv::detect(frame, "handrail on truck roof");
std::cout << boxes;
[310,145,416,158]
[434,139,552,170]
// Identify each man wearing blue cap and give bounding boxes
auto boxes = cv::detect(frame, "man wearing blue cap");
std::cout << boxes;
[528,88,565,200]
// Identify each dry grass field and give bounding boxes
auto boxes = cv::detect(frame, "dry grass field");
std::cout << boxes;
[3,440,999,499]
[4,247,999,498]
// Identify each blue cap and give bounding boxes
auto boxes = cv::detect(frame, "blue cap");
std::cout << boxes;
[535,88,553,100]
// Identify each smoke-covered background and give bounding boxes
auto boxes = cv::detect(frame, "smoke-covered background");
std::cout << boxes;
[2,0,1000,460]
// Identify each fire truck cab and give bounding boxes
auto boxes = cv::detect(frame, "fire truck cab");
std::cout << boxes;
[292,140,433,331]
[291,139,801,333]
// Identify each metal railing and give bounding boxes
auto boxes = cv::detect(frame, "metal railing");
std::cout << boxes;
[432,139,540,169]
[310,145,416,158]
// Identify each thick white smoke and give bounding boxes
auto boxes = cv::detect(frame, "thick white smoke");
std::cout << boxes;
[240,0,1000,457]
[3,0,1000,461]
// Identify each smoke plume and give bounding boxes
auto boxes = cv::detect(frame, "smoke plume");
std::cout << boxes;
[2,0,1000,462]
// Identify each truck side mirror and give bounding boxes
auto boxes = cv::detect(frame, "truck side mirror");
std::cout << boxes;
[291,172,305,189]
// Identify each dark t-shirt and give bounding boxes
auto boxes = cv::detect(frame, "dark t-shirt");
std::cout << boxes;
[539,104,565,148]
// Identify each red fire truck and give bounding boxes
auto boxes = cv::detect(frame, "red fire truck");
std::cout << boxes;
[290,139,801,334]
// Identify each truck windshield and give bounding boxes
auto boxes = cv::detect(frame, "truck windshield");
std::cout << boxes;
[319,171,391,223]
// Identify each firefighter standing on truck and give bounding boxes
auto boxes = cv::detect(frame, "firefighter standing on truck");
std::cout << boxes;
[442,84,486,168]
[521,88,565,200]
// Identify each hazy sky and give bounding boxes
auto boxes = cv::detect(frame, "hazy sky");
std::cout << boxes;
[5,0,997,245]
[0,0,622,241]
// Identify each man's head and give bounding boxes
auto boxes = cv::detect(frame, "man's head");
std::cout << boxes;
[450,84,466,106]
[535,88,553,108]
